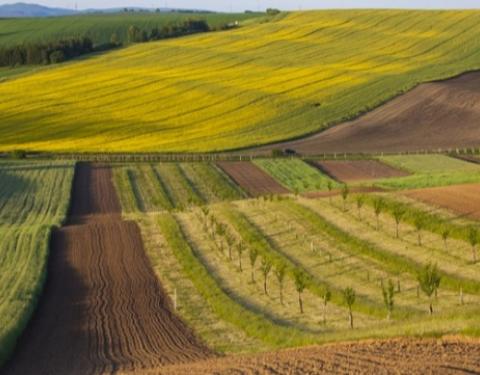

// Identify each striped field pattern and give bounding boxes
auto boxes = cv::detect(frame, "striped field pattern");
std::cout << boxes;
[0,10,480,153]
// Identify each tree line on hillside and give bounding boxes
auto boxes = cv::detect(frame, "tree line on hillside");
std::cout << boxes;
[0,19,222,68]
[0,37,95,67]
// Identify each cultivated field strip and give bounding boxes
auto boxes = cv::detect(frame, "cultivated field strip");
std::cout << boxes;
[0,161,74,368]
[254,158,338,192]
[114,163,244,212]
[217,161,290,196]
[311,160,409,183]
[153,339,480,374]
[1,164,212,374]
[1,11,480,152]
[405,184,480,220]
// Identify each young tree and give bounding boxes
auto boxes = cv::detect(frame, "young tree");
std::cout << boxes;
[225,234,235,260]
[274,264,286,305]
[343,287,356,329]
[249,248,259,283]
[341,185,349,211]
[414,217,424,246]
[356,195,365,219]
[294,270,308,313]
[392,206,405,238]
[260,258,272,295]
[236,242,245,271]
[322,287,332,325]
[442,227,450,250]
[468,227,478,263]
[373,197,384,231]
[381,279,395,320]
[327,181,333,205]
[417,263,442,315]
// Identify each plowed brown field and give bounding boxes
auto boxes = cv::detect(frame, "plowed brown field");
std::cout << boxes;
[155,338,480,375]
[217,161,289,196]
[255,71,480,155]
[312,160,409,182]
[1,164,211,375]
[405,183,480,220]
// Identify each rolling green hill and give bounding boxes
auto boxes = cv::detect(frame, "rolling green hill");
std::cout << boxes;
[0,10,479,153]
[0,12,261,47]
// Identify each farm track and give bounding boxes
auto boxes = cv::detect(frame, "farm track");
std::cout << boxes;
[257,71,480,154]
[1,164,212,375]
[153,338,480,374]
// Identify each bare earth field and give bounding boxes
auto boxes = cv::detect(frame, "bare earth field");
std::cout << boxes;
[217,161,289,196]
[405,183,480,220]
[0,164,211,375]
[158,338,480,375]
[311,160,409,182]
[256,72,480,155]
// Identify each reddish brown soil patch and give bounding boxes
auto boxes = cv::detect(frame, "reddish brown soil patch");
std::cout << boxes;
[312,160,409,182]
[217,161,289,196]
[1,163,212,375]
[156,338,480,375]
[255,71,480,154]
[405,183,480,220]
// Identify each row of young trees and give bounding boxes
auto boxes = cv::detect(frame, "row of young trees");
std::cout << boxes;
[332,186,480,264]
[0,37,94,67]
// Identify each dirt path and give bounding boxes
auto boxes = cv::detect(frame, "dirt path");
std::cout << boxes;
[1,164,212,375]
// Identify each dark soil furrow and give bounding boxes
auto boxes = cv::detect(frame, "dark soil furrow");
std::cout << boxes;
[1,163,212,375]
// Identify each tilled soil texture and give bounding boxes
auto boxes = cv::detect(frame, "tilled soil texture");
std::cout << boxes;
[154,338,480,375]
[405,183,480,220]
[255,71,480,155]
[1,164,212,375]
[312,160,409,183]
[217,161,290,196]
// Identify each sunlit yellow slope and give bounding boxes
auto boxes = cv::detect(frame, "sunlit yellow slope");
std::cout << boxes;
[1,10,479,153]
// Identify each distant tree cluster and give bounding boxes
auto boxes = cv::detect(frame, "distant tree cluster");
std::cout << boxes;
[0,37,94,67]
[266,8,281,15]
[127,19,211,43]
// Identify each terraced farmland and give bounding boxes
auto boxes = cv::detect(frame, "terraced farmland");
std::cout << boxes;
[113,167,480,358]
[1,10,480,153]
[0,161,74,367]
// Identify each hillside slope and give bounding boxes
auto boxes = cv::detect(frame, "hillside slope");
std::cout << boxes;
[256,71,480,154]
[0,10,479,153]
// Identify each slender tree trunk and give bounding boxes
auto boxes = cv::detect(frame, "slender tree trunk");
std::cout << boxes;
[228,246,232,260]
[279,284,283,305]
[349,309,354,329]
[323,301,327,325]
[358,207,361,220]
[429,301,433,315]
[396,222,399,238]
[239,255,242,272]
[298,292,303,314]
[251,268,255,283]
[264,275,268,295]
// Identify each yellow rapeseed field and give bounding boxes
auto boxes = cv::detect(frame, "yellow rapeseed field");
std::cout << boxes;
[0,10,479,153]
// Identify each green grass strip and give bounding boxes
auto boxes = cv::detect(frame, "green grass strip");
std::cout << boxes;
[220,204,396,319]
[157,212,317,348]
[286,200,480,296]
